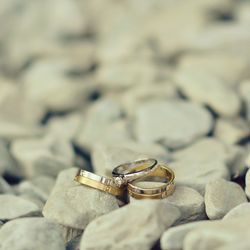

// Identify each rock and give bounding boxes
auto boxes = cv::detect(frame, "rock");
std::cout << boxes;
[165,186,206,223]
[0,217,65,250]
[161,220,208,250]
[215,118,250,145]
[174,69,241,117]
[135,100,213,149]
[22,59,94,112]
[80,200,180,250]
[245,169,250,199]
[43,168,118,231]
[92,142,170,176]
[239,80,250,123]
[0,194,40,220]
[47,112,82,142]
[11,135,74,178]
[183,217,250,250]
[177,52,249,86]
[75,98,131,151]
[205,179,247,219]
[96,61,158,90]
[170,160,229,194]
[223,203,250,220]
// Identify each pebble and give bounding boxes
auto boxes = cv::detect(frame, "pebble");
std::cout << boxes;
[92,142,170,176]
[165,186,206,223]
[204,179,247,219]
[11,135,74,178]
[75,98,131,151]
[43,168,118,231]
[0,194,40,220]
[0,217,65,250]
[239,80,250,123]
[215,118,250,145]
[170,160,229,194]
[80,200,180,250]
[223,203,250,220]
[135,100,213,149]
[174,69,241,117]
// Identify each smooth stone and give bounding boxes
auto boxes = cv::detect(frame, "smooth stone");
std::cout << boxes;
[0,194,40,220]
[43,168,118,230]
[205,179,247,219]
[170,160,229,194]
[135,100,213,149]
[80,200,180,250]
[245,169,250,199]
[215,118,250,145]
[11,135,74,178]
[0,217,65,250]
[183,217,250,250]
[165,186,206,223]
[174,69,240,117]
[178,52,249,86]
[96,61,158,90]
[92,142,170,176]
[223,202,250,220]
[75,98,131,151]
[161,220,208,250]
[239,80,250,123]
[22,59,94,112]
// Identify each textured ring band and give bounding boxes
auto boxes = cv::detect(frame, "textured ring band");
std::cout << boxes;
[74,169,124,196]
[112,158,158,187]
[127,164,175,199]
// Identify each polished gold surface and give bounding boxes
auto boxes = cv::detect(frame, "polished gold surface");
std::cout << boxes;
[127,164,175,199]
[74,169,124,196]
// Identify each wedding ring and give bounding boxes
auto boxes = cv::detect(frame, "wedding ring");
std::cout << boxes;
[112,158,158,187]
[127,164,175,199]
[74,169,124,196]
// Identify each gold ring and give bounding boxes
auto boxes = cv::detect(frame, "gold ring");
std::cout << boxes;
[74,169,124,196]
[127,164,175,199]
[112,158,158,187]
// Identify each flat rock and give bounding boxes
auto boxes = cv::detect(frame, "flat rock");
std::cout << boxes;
[75,98,131,151]
[239,80,250,123]
[215,118,250,145]
[92,142,170,176]
[80,200,180,250]
[11,135,74,178]
[205,179,247,219]
[223,202,250,220]
[135,100,213,149]
[174,69,240,117]
[43,168,119,230]
[0,217,65,250]
[165,186,206,223]
[0,194,40,220]
[170,160,229,194]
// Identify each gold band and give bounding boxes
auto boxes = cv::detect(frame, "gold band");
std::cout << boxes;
[127,164,175,199]
[74,169,124,196]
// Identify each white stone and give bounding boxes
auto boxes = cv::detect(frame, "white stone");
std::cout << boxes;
[135,100,213,149]
[75,98,131,151]
[0,194,40,220]
[43,168,118,230]
[92,142,170,176]
[215,118,250,145]
[205,179,247,219]
[0,217,65,250]
[170,160,229,194]
[223,202,250,220]
[11,135,74,178]
[174,69,241,117]
[80,200,180,250]
[165,186,205,223]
